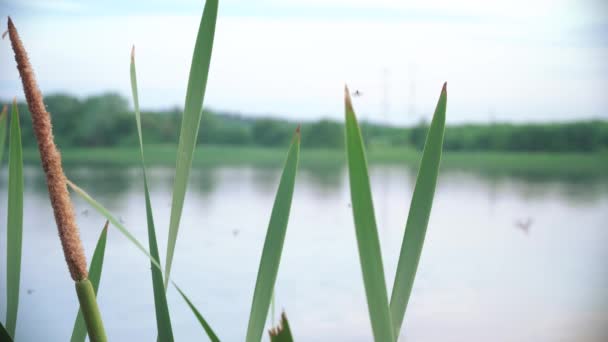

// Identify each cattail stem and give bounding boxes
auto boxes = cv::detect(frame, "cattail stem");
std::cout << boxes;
[75,279,107,342]
[7,17,107,341]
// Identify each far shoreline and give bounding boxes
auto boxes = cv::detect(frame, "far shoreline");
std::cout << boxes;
[19,144,608,177]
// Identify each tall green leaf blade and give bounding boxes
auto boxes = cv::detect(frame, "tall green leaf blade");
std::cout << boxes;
[344,86,394,342]
[390,83,447,336]
[130,48,174,341]
[145,182,174,340]
[0,320,13,342]
[174,284,220,342]
[165,0,218,287]
[70,221,109,342]
[5,101,23,339]
[0,105,8,165]
[245,130,300,342]
[269,313,293,342]
[67,179,161,271]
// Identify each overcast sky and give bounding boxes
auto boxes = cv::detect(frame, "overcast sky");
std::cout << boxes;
[1,0,607,124]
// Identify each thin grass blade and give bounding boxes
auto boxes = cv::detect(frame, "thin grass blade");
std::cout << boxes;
[174,284,220,342]
[390,83,447,336]
[0,105,8,165]
[165,0,218,287]
[245,129,300,342]
[269,312,293,342]
[5,101,23,339]
[130,47,174,341]
[67,180,161,271]
[344,86,394,342]
[0,321,13,342]
[70,221,109,342]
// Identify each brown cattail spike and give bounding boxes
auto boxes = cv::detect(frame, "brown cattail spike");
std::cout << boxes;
[7,17,88,281]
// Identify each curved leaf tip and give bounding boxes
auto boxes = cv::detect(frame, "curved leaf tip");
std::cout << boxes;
[344,84,354,113]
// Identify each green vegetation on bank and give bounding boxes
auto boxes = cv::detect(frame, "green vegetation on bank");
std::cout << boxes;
[3,93,608,153]
[20,144,608,175]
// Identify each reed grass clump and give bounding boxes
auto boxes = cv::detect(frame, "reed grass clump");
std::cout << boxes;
[7,17,106,341]
[345,82,447,341]
[3,0,445,338]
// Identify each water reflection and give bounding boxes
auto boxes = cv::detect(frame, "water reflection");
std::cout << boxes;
[300,163,344,195]
[3,163,607,341]
[62,165,136,202]
[18,162,605,206]
[189,165,221,196]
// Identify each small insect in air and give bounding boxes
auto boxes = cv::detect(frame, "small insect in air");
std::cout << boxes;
[514,217,533,235]
[352,90,363,97]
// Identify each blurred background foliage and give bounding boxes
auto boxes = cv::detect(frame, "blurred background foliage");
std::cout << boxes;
[5,93,608,152]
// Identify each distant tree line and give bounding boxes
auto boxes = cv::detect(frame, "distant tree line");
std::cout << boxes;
[4,93,608,152]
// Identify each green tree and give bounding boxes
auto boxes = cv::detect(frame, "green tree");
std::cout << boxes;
[73,93,133,146]
[303,119,343,148]
[252,119,291,146]
[409,118,429,150]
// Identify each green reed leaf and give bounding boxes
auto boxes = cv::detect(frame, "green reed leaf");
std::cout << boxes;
[269,312,293,342]
[344,86,394,342]
[0,105,8,166]
[174,284,221,342]
[245,129,300,342]
[0,320,13,342]
[130,48,174,341]
[5,101,23,339]
[390,83,447,337]
[70,221,109,342]
[67,180,161,271]
[165,0,218,287]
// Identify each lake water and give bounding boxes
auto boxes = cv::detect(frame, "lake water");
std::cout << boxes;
[1,163,607,341]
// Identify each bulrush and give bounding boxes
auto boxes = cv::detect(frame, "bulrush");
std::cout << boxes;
[7,17,87,282]
[7,17,106,341]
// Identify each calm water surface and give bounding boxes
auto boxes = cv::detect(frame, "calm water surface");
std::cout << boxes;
[0,164,607,341]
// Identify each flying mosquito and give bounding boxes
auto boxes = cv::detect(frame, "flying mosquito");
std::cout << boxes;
[514,217,533,234]
[352,90,363,97]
